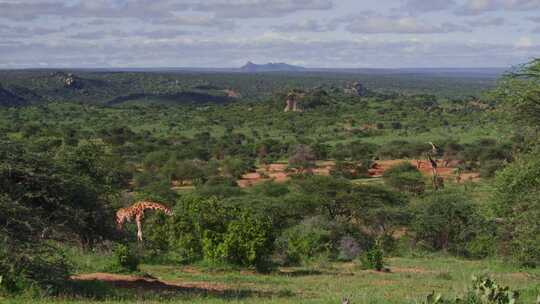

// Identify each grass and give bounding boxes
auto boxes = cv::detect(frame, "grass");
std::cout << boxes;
[3,255,539,303]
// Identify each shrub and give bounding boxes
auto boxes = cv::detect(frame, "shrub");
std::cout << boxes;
[212,212,275,272]
[330,161,370,179]
[493,151,540,267]
[278,217,332,265]
[421,276,519,304]
[112,244,140,272]
[378,141,430,159]
[359,245,384,271]
[412,189,486,256]
[383,162,425,194]
[337,235,361,261]
[166,195,276,270]
[0,240,71,295]
[250,181,289,197]
[479,159,505,178]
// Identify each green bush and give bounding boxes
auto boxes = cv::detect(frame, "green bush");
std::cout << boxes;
[479,159,505,178]
[493,151,540,267]
[378,141,431,159]
[165,195,276,270]
[383,162,425,194]
[112,244,140,272]
[359,245,384,271]
[209,212,274,272]
[421,276,519,304]
[412,189,487,256]
[0,240,71,295]
[277,217,332,265]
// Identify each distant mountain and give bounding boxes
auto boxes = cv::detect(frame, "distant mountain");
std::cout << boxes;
[0,83,28,107]
[240,61,306,72]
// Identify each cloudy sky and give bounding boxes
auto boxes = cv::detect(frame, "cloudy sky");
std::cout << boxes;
[1,0,539,68]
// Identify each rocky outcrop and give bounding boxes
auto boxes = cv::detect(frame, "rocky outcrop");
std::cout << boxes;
[284,92,301,112]
[50,71,82,89]
[344,81,367,97]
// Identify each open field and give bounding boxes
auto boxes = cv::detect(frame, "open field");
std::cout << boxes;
[4,255,539,304]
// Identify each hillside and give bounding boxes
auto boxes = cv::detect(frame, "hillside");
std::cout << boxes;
[0,69,499,108]
[0,83,28,107]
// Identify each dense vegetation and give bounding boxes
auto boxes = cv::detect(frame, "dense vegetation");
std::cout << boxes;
[0,61,538,303]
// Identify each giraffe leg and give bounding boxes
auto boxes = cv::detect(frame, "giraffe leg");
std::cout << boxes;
[136,214,143,242]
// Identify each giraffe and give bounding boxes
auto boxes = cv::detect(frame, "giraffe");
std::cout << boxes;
[426,142,443,190]
[116,201,173,242]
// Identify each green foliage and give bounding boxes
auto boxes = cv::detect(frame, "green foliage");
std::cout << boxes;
[157,195,275,270]
[494,58,540,129]
[0,238,71,295]
[288,144,317,174]
[493,151,540,267]
[277,217,333,265]
[383,162,426,194]
[112,244,140,272]
[421,276,519,304]
[412,189,490,257]
[378,141,431,159]
[359,245,385,271]
[330,160,370,179]
[207,211,274,272]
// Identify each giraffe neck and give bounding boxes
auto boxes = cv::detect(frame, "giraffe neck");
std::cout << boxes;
[136,201,173,215]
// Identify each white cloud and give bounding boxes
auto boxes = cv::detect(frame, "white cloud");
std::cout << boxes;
[467,16,506,26]
[191,0,333,18]
[402,0,456,12]
[339,13,471,34]
[272,19,336,32]
[456,0,540,15]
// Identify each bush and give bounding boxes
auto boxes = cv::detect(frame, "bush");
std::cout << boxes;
[493,151,540,267]
[0,240,71,295]
[112,244,140,272]
[479,159,505,178]
[209,212,275,272]
[165,195,276,271]
[330,161,369,179]
[383,162,425,194]
[378,141,431,159]
[337,235,361,261]
[412,189,486,256]
[421,276,519,304]
[278,217,332,265]
[359,245,384,271]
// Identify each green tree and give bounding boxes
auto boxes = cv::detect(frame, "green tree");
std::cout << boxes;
[412,189,487,256]
[383,162,425,194]
[493,151,540,267]
[494,58,540,130]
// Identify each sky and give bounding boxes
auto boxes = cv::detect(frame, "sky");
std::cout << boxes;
[0,0,539,69]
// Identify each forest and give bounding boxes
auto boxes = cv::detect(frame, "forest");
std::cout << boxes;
[0,59,539,304]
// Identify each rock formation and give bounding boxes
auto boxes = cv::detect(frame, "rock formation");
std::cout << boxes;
[50,71,82,89]
[284,92,301,112]
[344,81,367,97]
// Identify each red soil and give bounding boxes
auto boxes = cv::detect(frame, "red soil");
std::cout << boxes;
[236,159,480,188]
[71,273,230,292]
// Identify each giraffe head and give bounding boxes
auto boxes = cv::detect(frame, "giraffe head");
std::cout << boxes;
[116,208,131,230]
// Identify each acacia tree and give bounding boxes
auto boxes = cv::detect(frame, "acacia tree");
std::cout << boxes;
[0,141,126,293]
[491,58,540,266]
[493,58,540,137]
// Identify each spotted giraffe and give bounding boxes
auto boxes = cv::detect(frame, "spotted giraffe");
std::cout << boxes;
[116,201,173,241]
